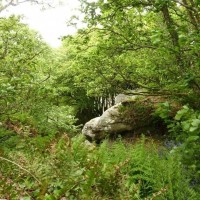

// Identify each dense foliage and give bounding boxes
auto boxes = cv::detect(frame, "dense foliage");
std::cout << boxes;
[0,16,78,135]
[62,0,200,105]
[0,0,200,199]
[1,135,199,199]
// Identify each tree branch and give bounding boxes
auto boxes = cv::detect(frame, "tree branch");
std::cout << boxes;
[0,156,41,184]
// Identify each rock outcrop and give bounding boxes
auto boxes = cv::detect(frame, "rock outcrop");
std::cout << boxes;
[114,93,137,104]
[83,93,164,141]
[82,92,181,141]
[82,103,134,141]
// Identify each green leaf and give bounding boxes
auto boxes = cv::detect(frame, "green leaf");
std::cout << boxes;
[187,136,199,142]
[181,121,190,131]
[189,126,198,132]
[175,106,189,120]
[191,119,200,127]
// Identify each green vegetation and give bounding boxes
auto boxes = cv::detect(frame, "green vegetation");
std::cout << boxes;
[1,0,200,199]
[1,135,199,199]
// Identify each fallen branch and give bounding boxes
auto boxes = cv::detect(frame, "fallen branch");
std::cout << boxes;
[0,156,41,184]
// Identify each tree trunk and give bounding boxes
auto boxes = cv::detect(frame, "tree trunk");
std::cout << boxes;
[161,3,182,67]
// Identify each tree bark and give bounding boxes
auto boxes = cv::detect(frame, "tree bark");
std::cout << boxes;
[161,3,182,67]
[182,0,199,30]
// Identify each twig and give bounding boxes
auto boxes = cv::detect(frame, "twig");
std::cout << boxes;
[0,156,41,184]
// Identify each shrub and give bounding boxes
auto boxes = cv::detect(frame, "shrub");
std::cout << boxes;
[155,103,200,193]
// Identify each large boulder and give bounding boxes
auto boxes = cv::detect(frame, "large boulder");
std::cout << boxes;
[82,94,170,141]
[82,104,133,141]
[114,93,137,104]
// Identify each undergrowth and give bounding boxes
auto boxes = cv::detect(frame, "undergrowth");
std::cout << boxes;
[0,133,199,200]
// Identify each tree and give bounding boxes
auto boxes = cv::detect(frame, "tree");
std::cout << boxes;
[0,0,61,13]
[0,16,49,120]
[0,15,79,134]
[61,0,200,107]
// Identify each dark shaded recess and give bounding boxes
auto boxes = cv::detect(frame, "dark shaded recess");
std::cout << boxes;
[76,96,115,125]
[76,107,100,126]
[108,118,168,142]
